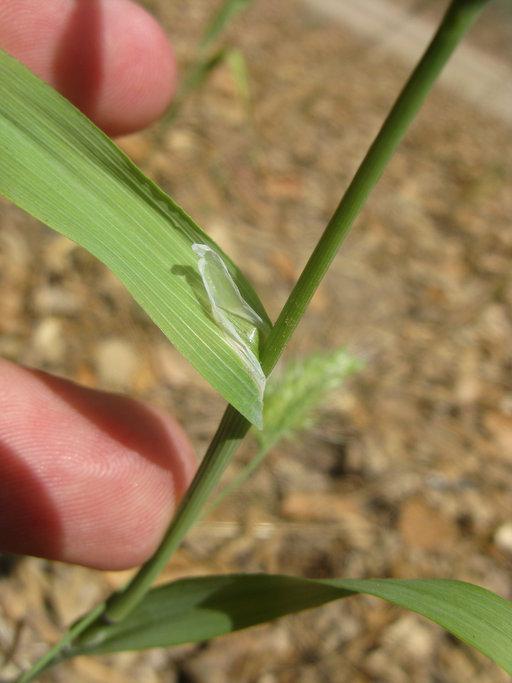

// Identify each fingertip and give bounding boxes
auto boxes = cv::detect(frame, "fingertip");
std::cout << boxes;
[0,0,176,136]
[74,0,177,136]
[0,360,195,569]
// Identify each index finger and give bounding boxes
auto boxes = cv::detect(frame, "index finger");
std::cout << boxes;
[0,0,176,135]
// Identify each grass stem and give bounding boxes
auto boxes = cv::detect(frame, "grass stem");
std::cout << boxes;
[261,0,490,375]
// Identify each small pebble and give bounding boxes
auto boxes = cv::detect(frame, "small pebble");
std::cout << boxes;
[494,522,512,554]
[32,285,80,316]
[94,337,139,389]
[30,317,65,365]
[382,615,437,662]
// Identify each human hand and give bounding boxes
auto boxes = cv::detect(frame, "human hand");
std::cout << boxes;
[0,0,196,570]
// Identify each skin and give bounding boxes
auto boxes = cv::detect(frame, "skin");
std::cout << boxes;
[0,0,197,569]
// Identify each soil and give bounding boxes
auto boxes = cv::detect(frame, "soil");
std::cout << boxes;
[1,0,511,681]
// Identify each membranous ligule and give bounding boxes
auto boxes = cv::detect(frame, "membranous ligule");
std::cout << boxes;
[192,243,269,399]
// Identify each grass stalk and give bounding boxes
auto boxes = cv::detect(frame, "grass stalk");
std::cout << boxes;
[102,406,249,622]
[16,604,106,683]
[261,0,490,375]
[83,0,490,630]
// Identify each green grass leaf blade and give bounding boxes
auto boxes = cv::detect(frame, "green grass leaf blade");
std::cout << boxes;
[226,48,251,106]
[70,574,512,674]
[336,577,512,672]
[200,0,254,52]
[164,46,229,126]
[0,50,270,426]
[163,0,255,126]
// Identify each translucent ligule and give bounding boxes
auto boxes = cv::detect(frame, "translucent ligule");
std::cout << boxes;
[192,244,268,399]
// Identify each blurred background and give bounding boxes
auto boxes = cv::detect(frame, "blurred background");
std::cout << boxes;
[1,0,511,680]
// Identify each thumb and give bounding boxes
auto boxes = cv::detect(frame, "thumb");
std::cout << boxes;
[0,359,195,570]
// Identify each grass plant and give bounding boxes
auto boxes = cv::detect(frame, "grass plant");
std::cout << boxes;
[0,0,510,680]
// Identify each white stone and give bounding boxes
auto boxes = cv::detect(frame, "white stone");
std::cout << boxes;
[494,522,512,554]
[33,285,80,316]
[95,338,139,389]
[30,317,65,365]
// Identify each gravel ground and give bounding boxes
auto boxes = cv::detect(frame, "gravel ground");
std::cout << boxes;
[1,0,511,681]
